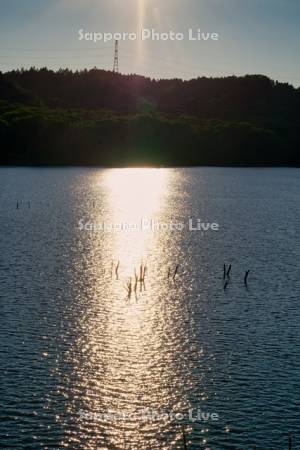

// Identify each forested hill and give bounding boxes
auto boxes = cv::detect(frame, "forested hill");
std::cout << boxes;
[0,68,299,166]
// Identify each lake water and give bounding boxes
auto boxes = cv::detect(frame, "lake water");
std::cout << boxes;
[0,167,300,450]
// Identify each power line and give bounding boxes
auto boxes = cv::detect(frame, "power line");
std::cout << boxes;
[0,46,113,52]
[1,45,299,80]
[1,46,299,85]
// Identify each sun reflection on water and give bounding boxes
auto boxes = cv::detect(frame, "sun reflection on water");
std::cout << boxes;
[100,168,170,275]
[61,168,192,449]
[102,168,168,218]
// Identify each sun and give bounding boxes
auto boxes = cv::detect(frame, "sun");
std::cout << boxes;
[137,0,146,58]
[138,0,145,28]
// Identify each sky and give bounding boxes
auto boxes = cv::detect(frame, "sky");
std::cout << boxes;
[0,0,299,86]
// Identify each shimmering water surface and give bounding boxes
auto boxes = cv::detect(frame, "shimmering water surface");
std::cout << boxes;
[0,167,300,450]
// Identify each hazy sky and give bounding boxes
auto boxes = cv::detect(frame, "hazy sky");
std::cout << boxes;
[0,0,299,86]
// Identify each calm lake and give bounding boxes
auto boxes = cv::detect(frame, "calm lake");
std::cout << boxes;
[1,167,300,449]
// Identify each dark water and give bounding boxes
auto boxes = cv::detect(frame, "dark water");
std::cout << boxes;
[0,167,299,450]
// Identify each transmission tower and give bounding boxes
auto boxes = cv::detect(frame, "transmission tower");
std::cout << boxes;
[113,40,119,73]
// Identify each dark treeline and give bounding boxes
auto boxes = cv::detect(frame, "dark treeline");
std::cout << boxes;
[0,68,299,166]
